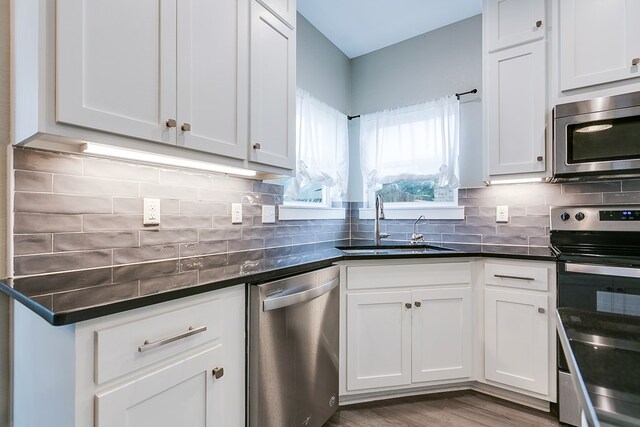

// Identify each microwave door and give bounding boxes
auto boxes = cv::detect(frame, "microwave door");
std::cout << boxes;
[555,105,640,177]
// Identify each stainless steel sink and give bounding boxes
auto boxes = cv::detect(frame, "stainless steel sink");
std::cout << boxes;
[338,245,455,256]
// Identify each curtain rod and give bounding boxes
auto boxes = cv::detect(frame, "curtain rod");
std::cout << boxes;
[347,88,478,120]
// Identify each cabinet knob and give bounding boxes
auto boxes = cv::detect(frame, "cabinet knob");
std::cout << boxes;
[165,118,177,128]
[253,143,261,150]
[633,58,640,66]
[405,303,412,309]
[535,20,542,28]
[538,307,546,314]
[414,301,422,308]
[536,155,544,162]
[212,367,224,379]
[181,123,191,132]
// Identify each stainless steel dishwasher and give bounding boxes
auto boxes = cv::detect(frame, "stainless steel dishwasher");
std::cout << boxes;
[248,265,339,427]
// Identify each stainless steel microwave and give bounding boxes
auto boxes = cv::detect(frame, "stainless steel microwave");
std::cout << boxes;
[553,91,640,181]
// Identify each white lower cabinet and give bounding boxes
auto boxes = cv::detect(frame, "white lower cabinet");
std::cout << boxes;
[484,288,548,395]
[343,261,473,393]
[96,346,223,427]
[482,260,556,400]
[13,284,245,427]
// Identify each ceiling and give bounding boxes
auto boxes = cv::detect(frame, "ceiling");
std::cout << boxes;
[297,0,482,59]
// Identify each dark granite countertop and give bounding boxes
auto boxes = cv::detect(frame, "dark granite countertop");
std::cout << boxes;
[0,242,554,326]
[557,308,640,427]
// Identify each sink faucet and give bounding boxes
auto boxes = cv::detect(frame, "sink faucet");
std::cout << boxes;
[374,195,389,245]
[411,215,425,245]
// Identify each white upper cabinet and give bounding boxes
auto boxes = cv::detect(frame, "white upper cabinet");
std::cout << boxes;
[249,1,296,170]
[257,0,296,28]
[57,0,176,145]
[176,0,248,159]
[487,40,546,176]
[486,0,546,52]
[57,0,248,160]
[560,0,640,91]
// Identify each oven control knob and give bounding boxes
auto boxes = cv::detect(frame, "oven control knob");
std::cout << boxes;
[575,212,585,221]
[560,212,570,221]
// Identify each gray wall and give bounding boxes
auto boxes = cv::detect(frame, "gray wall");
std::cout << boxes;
[296,13,351,114]
[348,15,483,199]
[0,0,9,423]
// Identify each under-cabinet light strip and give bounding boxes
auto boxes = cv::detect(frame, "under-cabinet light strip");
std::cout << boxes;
[81,143,257,177]
[484,177,548,186]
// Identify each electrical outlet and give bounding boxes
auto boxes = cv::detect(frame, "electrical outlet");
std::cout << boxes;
[496,205,509,223]
[231,203,243,224]
[143,198,161,226]
[262,205,276,223]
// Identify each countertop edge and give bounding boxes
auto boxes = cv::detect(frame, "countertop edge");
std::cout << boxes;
[0,251,554,326]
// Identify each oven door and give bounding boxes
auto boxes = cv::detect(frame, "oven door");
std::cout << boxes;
[554,105,640,178]
[558,262,640,316]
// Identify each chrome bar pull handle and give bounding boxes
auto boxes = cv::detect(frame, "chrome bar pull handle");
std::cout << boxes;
[166,118,177,128]
[138,326,207,352]
[494,274,535,281]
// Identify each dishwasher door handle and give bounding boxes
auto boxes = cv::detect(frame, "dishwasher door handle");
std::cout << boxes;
[263,277,339,311]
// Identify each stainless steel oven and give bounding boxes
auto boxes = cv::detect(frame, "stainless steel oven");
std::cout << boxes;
[553,91,640,180]
[551,205,640,425]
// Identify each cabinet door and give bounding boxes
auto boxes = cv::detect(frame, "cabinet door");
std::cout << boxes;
[488,40,546,176]
[176,0,248,160]
[346,291,412,391]
[412,288,472,383]
[57,0,176,144]
[249,1,296,170]
[486,0,545,52]
[560,0,640,91]
[96,345,223,427]
[484,288,549,395]
[257,0,296,28]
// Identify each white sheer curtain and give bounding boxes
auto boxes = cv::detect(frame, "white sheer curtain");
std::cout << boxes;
[359,95,460,200]
[286,89,349,201]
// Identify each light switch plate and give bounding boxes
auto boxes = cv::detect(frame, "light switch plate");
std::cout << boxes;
[262,205,276,223]
[231,203,243,224]
[143,198,160,226]
[496,205,509,223]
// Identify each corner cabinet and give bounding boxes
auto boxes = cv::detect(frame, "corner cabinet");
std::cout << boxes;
[249,0,296,170]
[560,0,640,91]
[12,285,246,427]
[341,261,473,394]
[483,0,549,179]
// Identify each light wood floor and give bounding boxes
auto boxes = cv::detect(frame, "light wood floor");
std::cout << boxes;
[325,391,562,427]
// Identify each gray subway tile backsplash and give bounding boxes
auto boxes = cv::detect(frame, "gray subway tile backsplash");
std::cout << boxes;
[12,146,640,291]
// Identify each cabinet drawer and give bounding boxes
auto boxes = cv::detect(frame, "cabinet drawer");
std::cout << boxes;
[484,262,548,291]
[347,262,471,290]
[95,299,222,384]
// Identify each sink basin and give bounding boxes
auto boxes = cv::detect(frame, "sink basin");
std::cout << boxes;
[338,245,456,256]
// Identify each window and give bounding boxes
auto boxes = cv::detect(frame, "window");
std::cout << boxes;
[283,89,349,207]
[359,95,463,219]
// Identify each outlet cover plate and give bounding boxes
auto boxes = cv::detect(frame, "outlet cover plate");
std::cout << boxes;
[262,205,276,223]
[496,205,509,223]
[231,203,243,224]
[143,198,160,226]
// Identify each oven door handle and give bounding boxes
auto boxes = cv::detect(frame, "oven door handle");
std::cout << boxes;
[262,278,339,311]
[565,263,640,279]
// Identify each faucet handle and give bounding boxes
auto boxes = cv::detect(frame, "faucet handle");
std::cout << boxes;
[379,232,390,239]
[411,233,424,244]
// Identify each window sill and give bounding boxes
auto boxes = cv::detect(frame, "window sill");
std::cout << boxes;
[279,205,347,221]
[359,205,464,220]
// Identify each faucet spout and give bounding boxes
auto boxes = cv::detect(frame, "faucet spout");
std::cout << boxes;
[411,215,425,245]
[374,195,388,245]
